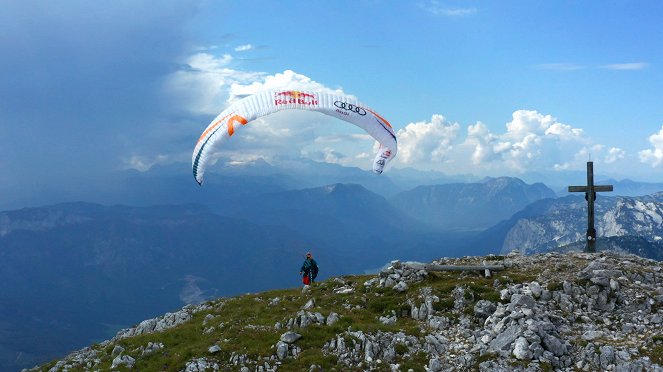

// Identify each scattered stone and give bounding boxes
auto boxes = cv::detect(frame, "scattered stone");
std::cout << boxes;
[183,357,220,371]
[334,285,355,294]
[111,345,124,357]
[326,312,340,326]
[280,331,302,344]
[512,337,532,361]
[142,342,164,355]
[582,330,605,341]
[303,298,315,310]
[393,281,408,292]
[379,315,397,325]
[474,300,496,320]
[202,314,215,326]
[529,282,543,298]
[110,354,135,369]
[268,297,281,306]
[276,341,288,360]
[208,345,221,353]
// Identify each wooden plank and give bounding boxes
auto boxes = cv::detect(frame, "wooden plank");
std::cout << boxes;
[593,185,613,192]
[407,264,504,271]
[568,185,613,192]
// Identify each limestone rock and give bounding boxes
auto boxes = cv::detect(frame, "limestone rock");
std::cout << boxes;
[280,331,302,344]
[110,355,135,369]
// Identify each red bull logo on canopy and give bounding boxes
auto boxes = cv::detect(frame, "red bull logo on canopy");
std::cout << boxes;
[274,91,319,106]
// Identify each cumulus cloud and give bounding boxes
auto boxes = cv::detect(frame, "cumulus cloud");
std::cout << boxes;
[228,69,347,101]
[163,52,265,115]
[464,122,503,164]
[395,115,461,165]
[605,147,626,164]
[461,110,586,171]
[234,44,253,52]
[639,126,663,167]
[545,123,584,140]
[385,110,603,175]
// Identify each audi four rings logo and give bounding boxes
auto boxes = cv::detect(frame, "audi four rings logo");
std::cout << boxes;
[334,101,367,116]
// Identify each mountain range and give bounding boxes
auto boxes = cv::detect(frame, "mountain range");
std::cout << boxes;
[390,177,556,230]
[469,193,663,259]
[2,161,663,370]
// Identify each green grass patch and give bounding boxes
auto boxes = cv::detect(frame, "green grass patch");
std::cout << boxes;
[547,281,564,292]
[432,298,454,312]
[650,344,663,365]
[473,351,498,369]
[399,351,428,371]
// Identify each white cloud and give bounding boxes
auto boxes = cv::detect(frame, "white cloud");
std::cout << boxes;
[228,69,347,101]
[601,62,649,71]
[605,147,625,164]
[456,110,590,173]
[553,162,571,171]
[395,115,461,166]
[639,126,663,167]
[126,154,180,171]
[161,51,628,177]
[545,123,584,140]
[387,110,602,175]
[421,1,477,16]
[465,122,502,164]
[234,44,253,52]
[574,145,605,162]
[506,110,556,139]
[163,52,264,115]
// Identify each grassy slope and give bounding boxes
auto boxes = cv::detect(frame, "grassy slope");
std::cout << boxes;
[34,254,663,371]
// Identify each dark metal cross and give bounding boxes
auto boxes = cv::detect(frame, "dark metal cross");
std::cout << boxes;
[568,161,613,253]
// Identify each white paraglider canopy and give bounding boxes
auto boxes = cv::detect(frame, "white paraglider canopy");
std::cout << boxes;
[192,90,397,185]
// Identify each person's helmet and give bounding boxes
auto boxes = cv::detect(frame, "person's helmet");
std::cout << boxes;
[306,252,312,258]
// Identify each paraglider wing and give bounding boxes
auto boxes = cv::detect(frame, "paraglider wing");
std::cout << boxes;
[192,90,397,185]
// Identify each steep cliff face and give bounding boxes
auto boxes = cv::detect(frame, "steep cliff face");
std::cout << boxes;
[29,251,663,372]
[499,194,663,257]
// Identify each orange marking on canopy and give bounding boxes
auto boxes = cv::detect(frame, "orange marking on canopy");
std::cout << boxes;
[365,109,393,128]
[227,114,248,136]
[196,113,233,146]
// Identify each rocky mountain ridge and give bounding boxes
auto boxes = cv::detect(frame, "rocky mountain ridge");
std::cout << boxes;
[390,177,556,231]
[499,194,663,255]
[29,251,663,371]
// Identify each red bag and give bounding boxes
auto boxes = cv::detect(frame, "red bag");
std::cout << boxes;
[302,275,310,285]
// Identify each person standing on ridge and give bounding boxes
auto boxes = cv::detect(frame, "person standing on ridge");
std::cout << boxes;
[300,252,318,285]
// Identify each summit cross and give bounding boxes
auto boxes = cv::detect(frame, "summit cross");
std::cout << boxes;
[567,161,613,253]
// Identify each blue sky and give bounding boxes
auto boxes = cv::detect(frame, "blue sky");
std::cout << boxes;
[2,0,663,202]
